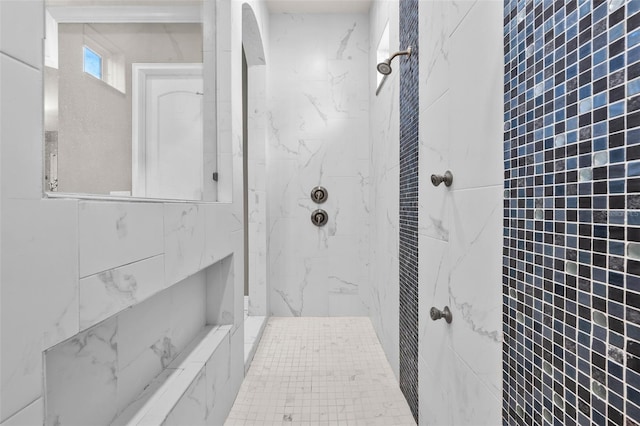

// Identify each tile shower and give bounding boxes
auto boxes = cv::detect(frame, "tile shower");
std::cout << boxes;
[2,1,640,426]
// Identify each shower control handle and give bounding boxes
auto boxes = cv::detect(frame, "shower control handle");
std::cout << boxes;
[311,186,328,204]
[431,170,453,187]
[311,209,328,227]
[430,306,452,323]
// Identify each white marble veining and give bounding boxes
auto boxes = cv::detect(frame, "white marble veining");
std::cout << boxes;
[79,254,165,330]
[1,199,78,422]
[419,349,501,425]
[45,318,118,426]
[267,13,370,317]
[134,364,204,426]
[168,272,207,351]
[1,0,257,424]
[447,186,502,395]
[246,65,268,320]
[45,268,213,426]
[243,312,266,371]
[79,202,164,278]
[447,1,503,191]
[203,204,237,265]
[227,328,246,419]
[248,189,268,315]
[163,370,207,426]
[206,254,235,326]
[113,326,232,426]
[367,0,400,378]
[418,236,450,361]
[420,0,450,109]
[417,0,503,423]
[111,368,184,426]
[164,203,206,286]
[418,93,451,241]
[116,286,173,414]
[205,331,232,425]
[118,288,172,372]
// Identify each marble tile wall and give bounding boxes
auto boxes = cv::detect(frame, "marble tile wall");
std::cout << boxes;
[267,13,370,317]
[0,0,269,424]
[417,0,503,424]
[368,0,401,380]
[247,64,269,316]
[44,271,211,425]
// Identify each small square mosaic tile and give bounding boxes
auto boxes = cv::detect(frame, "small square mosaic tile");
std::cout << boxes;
[225,317,415,426]
[503,0,640,424]
[399,0,420,421]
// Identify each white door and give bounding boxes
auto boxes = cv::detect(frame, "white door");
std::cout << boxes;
[132,63,203,200]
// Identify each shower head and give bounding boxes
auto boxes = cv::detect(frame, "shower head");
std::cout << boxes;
[376,46,412,76]
[377,59,392,75]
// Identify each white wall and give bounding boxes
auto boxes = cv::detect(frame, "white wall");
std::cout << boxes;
[417,1,503,424]
[0,0,269,424]
[368,0,400,378]
[267,13,370,317]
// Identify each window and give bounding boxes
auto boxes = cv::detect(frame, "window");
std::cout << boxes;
[83,46,102,79]
[82,26,126,93]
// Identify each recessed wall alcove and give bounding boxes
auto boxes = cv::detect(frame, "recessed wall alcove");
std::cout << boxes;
[44,255,235,426]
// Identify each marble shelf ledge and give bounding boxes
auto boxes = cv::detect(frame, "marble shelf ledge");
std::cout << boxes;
[112,324,232,426]
[244,315,267,374]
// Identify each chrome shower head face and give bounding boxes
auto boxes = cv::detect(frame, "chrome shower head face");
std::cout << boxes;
[377,60,392,75]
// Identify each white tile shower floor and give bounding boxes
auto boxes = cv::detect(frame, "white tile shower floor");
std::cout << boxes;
[226,317,416,426]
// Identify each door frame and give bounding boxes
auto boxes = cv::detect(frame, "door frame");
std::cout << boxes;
[131,63,203,197]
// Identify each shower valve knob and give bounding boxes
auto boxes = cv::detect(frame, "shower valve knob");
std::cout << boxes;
[311,186,328,204]
[430,306,452,323]
[431,170,453,187]
[311,209,328,227]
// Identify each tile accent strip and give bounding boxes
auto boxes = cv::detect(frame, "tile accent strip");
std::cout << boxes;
[504,0,640,424]
[399,0,419,422]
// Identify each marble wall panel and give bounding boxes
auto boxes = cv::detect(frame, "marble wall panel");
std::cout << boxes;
[45,319,119,426]
[79,255,165,330]
[417,0,503,423]
[447,1,503,191]
[267,13,370,317]
[1,199,78,421]
[164,203,207,286]
[1,0,260,424]
[45,270,208,426]
[163,370,207,426]
[368,0,400,378]
[204,333,232,425]
[78,202,164,278]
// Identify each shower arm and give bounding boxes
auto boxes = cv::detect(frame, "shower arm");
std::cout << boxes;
[388,46,412,61]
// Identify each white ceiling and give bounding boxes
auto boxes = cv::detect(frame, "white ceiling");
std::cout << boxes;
[265,0,372,14]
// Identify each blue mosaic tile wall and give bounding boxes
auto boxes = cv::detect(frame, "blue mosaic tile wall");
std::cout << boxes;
[399,0,419,422]
[503,0,640,424]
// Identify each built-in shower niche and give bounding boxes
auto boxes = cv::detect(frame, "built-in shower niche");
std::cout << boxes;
[44,255,235,426]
